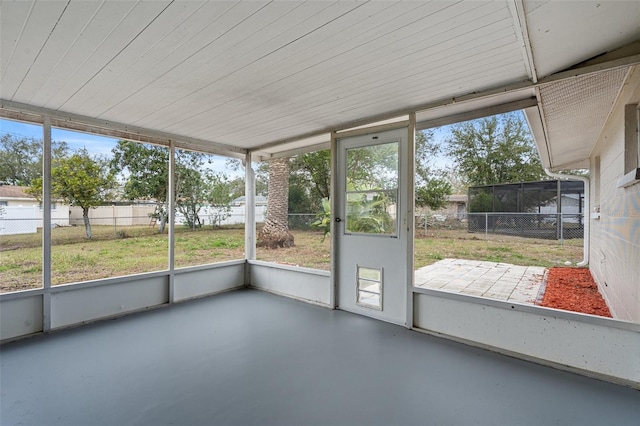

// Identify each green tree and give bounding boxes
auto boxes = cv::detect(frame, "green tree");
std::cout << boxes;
[175,165,206,230]
[415,130,452,211]
[288,150,330,225]
[30,149,115,239]
[173,150,212,230]
[205,172,233,228]
[111,141,170,232]
[0,135,69,186]
[446,112,545,186]
[0,135,40,186]
[226,176,245,201]
[290,150,331,200]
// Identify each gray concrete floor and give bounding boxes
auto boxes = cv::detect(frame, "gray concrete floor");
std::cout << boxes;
[1,289,639,426]
[415,258,546,304]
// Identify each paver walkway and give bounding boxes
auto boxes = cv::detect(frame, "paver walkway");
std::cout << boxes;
[415,258,546,304]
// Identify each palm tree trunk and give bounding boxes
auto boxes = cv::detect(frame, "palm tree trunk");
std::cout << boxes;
[257,157,294,248]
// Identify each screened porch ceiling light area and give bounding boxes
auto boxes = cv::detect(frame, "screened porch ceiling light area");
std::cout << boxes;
[2,0,639,160]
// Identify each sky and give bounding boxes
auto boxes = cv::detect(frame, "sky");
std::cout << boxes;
[0,118,241,177]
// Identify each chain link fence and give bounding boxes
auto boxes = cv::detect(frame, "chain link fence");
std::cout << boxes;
[416,212,584,244]
[287,213,320,230]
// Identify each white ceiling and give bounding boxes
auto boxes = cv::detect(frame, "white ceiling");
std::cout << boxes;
[1,1,639,168]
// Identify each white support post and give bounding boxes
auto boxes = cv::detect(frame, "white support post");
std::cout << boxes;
[244,152,256,261]
[406,114,416,329]
[168,142,176,302]
[42,116,52,331]
[329,131,338,309]
[244,152,256,287]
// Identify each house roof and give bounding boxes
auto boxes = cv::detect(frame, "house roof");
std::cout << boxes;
[0,185,32,199]
[448,195,468,203]
[1,1,639,168]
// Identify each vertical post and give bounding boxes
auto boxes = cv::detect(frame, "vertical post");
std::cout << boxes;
[485,213,488,241]
[556,179,562,241]
[406,114,416,329]
[329,131,338,309]
[244,152,256,261]
[42,117,52,332]
[168,142,175,303]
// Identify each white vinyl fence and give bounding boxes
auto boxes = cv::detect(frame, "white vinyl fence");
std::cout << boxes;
[0,206,69,235]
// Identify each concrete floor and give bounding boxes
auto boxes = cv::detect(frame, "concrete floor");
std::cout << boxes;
[415,258,546,304]
[1,289,639,426]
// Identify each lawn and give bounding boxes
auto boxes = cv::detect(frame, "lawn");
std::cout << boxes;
[0,225,582,293]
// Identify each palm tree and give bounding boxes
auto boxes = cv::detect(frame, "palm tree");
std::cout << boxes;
[257,157,294,248]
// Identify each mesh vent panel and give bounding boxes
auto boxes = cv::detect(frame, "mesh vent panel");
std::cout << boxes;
[538,67,629,167]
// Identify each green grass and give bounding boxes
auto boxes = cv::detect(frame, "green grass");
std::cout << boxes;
[414,228,582,269]
[1,225,582,293]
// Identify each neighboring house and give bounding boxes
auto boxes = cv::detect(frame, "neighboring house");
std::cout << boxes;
[232,195,267,224]
[0,185,69,235]
[538,193,583,219]
[231,195,268,208]
[418,194,468,221]
[446,194,468,219]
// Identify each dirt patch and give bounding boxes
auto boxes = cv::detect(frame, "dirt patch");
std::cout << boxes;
[540,267,611,317]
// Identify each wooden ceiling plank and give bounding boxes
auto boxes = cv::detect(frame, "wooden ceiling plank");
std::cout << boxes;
[15,1,104,104]
[150,2,508,133]
[205,52,524,145]
[135,1,489,133]
[61,0,217,114]
[197,17,518,128]
[187,28,521,141]
[0,0,34,76]
[41,1,172,108]
[94,1,298,119]
[1,0,68,99]
[27,0,145,107]
[116,1,385,126]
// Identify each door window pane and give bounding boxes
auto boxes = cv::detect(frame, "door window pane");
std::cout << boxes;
[345,142,398,236]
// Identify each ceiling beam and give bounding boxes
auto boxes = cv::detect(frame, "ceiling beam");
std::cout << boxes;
[507,0,538,83]
[416,97,538,130]
[0,100,247,159]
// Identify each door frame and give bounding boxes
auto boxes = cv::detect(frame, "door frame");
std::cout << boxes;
[329,116,415,327]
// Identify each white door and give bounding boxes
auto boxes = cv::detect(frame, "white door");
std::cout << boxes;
[335,127,408,325]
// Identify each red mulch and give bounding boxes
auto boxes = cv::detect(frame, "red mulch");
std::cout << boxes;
[540,267,612,317]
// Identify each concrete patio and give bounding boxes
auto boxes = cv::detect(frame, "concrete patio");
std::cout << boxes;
[415,259,546,304]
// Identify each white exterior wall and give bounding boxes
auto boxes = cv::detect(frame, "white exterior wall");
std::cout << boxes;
[589,68,640,322]
[69,205,155,226]
[0,204,69,235]
[175,204,266,227]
